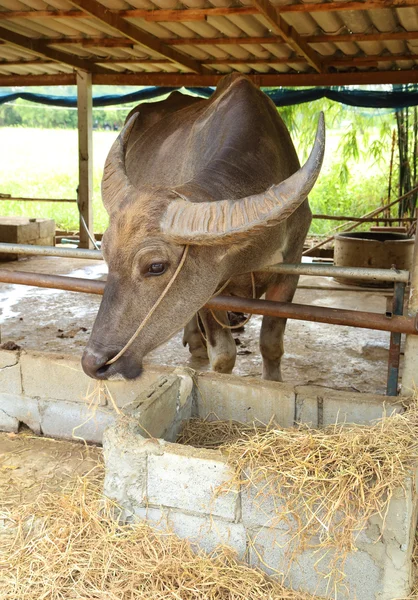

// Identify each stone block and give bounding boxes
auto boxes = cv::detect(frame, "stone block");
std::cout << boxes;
[196,373,295,427]
[21,352,101,404]
[148,444,239,521]
[0,362,22,396]
[0,394,41,434]
[40,399,115,443]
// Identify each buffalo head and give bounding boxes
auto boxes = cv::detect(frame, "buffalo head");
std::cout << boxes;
[82,112,325,380]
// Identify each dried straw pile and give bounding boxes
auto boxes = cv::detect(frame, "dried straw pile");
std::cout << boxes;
[0,463,316,600]
[179,402,418,588]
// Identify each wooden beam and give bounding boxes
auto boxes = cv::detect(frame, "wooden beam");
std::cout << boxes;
[77,71,94,250]
[1,68,418,87]
[0,26,109,73]
[306,30,418,45]
[251,0,323,72]
[0,59,56,67]
[6,52,417,69]
[35,30,418,49]
[0,73,76,85]
[166,36,284,46]
[92,56,304,65]
[66,0,210,74]
[91,69,418,86]
[326,53,418,67]
[4,2,418,22]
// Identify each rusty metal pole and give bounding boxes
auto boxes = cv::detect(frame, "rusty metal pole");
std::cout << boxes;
[1,269,418,335]
[387,281,405,396]
[402,220,418,395]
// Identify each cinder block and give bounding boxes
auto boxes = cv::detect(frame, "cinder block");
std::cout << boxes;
[131,506,170,531]
[148,444,239,521]
[16,221,41,243]
[123,372,194,442]
[21,352,101,404]
[247,473,418,599]
[0,349,19,369]
[0,362,22,396]
[0,408,19,432]
[38,219,55,238]
[40,399,115,443]
[102,365,172,408]
[168,510,247,558]
[241,480,292,530]
[102,420,162,512]
[0,394,41,434]
[35,236,55,246]
[295,386,402,426]
[196,373,295,427]
[294,393,318,426]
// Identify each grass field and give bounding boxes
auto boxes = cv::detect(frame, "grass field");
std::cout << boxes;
[0,127,116,232]
[0,126,389,235]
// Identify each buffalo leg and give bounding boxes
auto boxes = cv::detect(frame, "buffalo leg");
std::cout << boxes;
[199,308,236,374]
[260,274,299,381]
[183,314,208,359]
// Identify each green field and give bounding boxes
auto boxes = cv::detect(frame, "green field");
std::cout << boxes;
[0,126,389,235]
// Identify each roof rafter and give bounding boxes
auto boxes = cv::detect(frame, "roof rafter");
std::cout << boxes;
[0,26,109,73]
[3,1,418,23]
[66,0,210,74]
[0,68,418,87]
[6,52,418,69]
[251,0,323,72]
[17,29,418,49]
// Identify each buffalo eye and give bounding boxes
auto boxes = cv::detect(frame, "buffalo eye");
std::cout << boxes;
[148,262,166,275]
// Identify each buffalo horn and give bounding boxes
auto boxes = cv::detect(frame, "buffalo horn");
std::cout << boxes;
[101,112,139,216]
[161,112,325,245]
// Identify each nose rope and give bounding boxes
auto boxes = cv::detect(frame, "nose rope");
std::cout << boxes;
[105,244,190,366]
[209,272,256,330]
[197,272,256,344]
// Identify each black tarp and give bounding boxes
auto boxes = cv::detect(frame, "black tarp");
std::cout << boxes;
[1,85,418,109]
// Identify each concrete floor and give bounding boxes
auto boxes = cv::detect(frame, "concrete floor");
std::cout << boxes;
[0,254,401,396]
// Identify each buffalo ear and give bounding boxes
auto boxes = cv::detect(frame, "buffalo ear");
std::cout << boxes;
[160,112,325,245]
[101,113,139,216]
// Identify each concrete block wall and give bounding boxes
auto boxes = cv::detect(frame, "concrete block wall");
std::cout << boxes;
[0,217,55,261]
[1,349,416,598]
[0,349,170,441]
[0,349,403,444]
[103,419,418,600]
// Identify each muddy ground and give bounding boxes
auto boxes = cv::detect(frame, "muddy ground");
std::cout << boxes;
[0,255,400,395]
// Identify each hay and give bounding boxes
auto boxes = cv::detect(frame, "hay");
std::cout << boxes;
[178,403,418,592]
[0,461,316,600]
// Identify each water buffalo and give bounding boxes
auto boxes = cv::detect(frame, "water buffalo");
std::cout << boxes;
[82,74,325,382]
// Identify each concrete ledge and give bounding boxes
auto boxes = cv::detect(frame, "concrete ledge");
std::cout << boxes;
[0,349,408,444]
[1,349,416,598]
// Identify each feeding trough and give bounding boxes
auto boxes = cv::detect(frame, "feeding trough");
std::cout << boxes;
[334,231,415,286]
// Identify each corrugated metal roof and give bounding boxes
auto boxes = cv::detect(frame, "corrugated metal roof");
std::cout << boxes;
[0,0,418,85]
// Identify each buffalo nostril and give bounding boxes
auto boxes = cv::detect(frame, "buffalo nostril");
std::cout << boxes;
[81,350,111,380]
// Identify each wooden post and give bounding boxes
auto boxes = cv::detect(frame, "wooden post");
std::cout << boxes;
[77,70,93,249]
[402,213,418,395]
